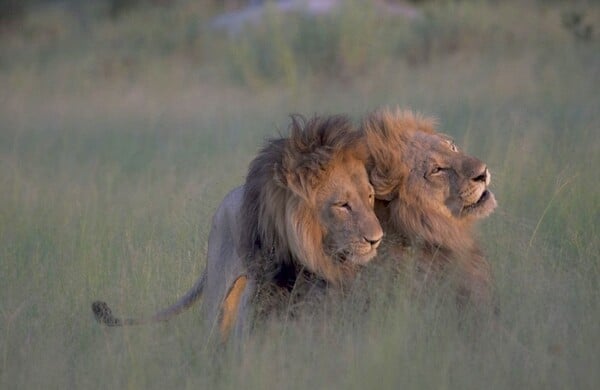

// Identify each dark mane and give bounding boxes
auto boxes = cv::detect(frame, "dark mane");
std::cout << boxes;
[240,114,366,286]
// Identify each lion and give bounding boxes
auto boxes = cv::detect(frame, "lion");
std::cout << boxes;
[363,108,497,309]
[92,114,383,341]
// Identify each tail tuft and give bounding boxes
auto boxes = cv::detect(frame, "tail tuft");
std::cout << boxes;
[92,301,122,326]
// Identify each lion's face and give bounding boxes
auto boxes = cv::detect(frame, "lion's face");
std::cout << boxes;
[365,109,497,247]
[402,132,497,221]
[312,155,383,266]
[281,153,383,283]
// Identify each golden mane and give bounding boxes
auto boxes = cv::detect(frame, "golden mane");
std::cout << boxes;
[364,107,495,307]
[365,109,437,200]
[241,115,368,287]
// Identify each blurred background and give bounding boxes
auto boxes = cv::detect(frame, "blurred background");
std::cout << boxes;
[1,1,598,388]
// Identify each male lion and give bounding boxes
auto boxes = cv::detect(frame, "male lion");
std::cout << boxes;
[363,108,497,308]
[92,114,383,341]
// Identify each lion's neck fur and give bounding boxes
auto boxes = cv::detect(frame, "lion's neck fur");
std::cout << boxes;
[375,199,491,291]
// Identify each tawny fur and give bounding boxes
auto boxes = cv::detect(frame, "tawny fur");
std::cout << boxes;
[364,107,497,308]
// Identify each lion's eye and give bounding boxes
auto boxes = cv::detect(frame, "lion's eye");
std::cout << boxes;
[335,202,352,211]
[431,167,443,175]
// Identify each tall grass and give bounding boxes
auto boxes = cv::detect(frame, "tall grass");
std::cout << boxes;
[1,1,598,389]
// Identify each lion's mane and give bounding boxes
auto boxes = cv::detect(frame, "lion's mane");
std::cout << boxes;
[240,115,368,288]
[364,108,493,306]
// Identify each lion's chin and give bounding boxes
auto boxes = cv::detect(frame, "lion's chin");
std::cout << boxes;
[462,190,497,218]
[348,248,378,265]
[336,247,377,266]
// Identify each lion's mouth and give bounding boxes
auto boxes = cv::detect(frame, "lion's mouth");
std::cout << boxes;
[471,190,490,208]
[462,189,496,217]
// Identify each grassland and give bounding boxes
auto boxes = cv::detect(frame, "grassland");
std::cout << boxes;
[1,1,599,389]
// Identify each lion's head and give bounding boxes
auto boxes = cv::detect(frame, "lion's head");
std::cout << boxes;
[241,115,383,287]
[364,108,496,251]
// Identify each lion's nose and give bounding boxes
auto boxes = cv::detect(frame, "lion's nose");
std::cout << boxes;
[364,233,383,249]
[472,166,489,183]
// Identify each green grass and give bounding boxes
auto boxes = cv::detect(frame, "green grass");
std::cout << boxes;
[1,1,599,389]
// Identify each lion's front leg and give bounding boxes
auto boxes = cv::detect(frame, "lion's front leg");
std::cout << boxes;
[231,278,256,346]
[219,275,249,343]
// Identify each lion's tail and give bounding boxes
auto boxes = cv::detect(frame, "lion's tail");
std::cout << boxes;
[91,272,206,326]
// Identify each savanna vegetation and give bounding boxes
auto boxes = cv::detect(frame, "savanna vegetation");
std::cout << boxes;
[1,0,598,388]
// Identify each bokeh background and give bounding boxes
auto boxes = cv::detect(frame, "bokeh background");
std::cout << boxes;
[1,1,598,388]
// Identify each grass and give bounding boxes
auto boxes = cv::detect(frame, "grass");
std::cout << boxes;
[1,1,599,389]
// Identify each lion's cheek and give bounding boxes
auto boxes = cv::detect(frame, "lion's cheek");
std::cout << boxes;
[445,199,464,218]
[351,249,377,265]
[321,232,337,257]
